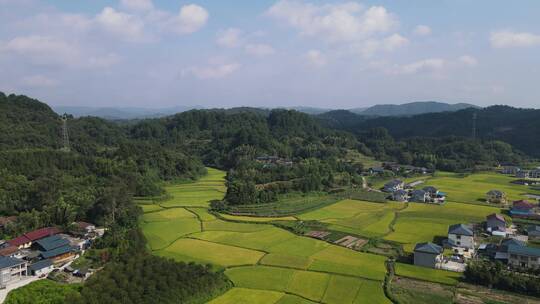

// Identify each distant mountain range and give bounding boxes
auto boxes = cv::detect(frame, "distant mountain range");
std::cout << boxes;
[350,101,479,116]
[52,105,201,120]
[53,101,479,120]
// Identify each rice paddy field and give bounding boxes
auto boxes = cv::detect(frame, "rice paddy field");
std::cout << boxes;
[140,168,535,303]
[394,263,461,285]
[422,172,540,204]
[384,202,501,252]
[140,168,390,303]
[298,200,405,237]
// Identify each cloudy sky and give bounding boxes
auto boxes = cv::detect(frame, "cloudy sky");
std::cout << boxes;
[1,0,539,109]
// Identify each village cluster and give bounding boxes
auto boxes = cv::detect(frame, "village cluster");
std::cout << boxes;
[407,165,540,273]
[0,220,103,290]
[413,209,540,272]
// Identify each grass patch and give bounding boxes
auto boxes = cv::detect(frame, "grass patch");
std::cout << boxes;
[141,218,201,250]
[193,228,295,251]
[276,295,317,304]
[225,266,294,292]
[298,200,403,237]
[260,253,313,269]
[207,287,284,304]
[394,263,461,285]
[309,246,387,281]
[286,270,330,302]
[203,219,269,232]
[423,172,540,205]
[156,238,264,267]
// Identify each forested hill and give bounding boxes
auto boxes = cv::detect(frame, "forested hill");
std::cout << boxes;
[351,101,478,116]
[318,106,540,158]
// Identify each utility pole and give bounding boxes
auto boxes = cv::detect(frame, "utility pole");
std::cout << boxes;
[61,113,70,152]
[472,113,477,140]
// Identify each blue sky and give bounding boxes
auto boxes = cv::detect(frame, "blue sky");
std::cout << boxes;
[1,0,539,109]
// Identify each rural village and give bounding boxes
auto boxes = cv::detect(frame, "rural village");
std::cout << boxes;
[0,220,104,301]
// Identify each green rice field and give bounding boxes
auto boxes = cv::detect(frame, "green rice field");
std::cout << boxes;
[139,168,540,302]
[384,202,501,252]
[140,168,390,303]
[298,200,404,237]
[394,263,461,286]
[423,172,540,204]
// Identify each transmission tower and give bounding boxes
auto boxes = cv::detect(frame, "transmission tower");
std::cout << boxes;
[61,113,70,152]
[472,113,477,140]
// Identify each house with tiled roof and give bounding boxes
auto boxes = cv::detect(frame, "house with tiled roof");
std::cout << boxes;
[510,200,536,217]
[508,245,540,269]
[8,227,61,249]
[486,214,506,233]
[8,236,31,249]
[527,225,540,241]
[0,256,27,287]
[448,224,474,249]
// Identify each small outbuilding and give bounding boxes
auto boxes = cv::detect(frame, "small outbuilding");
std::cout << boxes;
[411,189,429,203]
[28,259,54,276]
[486,190,507,204]
[391,190,408,202]
[383,180,404,193]
[414,242,443,268]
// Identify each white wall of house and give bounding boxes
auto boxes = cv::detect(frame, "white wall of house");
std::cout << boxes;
[33,265,53,277]
[509,254,540,269]
[448,233,474,249]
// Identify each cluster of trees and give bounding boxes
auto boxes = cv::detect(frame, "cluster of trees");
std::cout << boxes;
[464,260,540,297]
[357,128,524,172]
[4,280,82,304]
[225,158,363,205]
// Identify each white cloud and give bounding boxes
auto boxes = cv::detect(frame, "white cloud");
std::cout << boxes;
[21,75,59,87]
[183,63,240,79]
[382,33,408,51]
[95,7,147,42]
[356,33,408,57]
[393,58,446,75]
[217,28,243,48]
[458,55,478,67]
[413,25,431,36]
[245,44,275,56]
[0,35,78,64]
[305,49,326,67]
[267,0,397,42]
[168,4,209,34]
[0,35,120,69]
[490,30,540,48]
[120,0,154,12]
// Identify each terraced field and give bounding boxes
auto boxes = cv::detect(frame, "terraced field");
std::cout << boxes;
[140,169,534,303]
[298,200,405,237]
[140,168,390,303]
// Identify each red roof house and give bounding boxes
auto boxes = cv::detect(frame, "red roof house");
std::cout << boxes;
[0,245,19,257]
[23,227,60,241]
[8,235,31,248]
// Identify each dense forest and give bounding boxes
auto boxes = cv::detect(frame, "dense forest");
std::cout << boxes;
[318,106,540,158]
